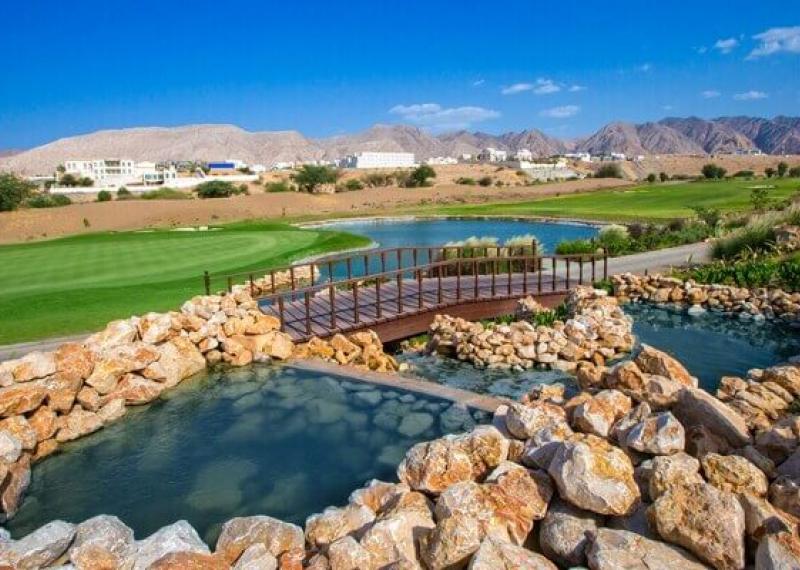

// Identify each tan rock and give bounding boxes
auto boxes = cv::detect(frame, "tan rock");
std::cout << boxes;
[215,516,304,564]
[648,452,703,500]
[32,439,58,463]
[0,431,21,463]
[0,381,48,417]
[327,536,372,570]
[755,531,800,570]
[548,436,639,516]
[305,504,375,549]
[0,416,36,450]
[483,462,553,543]
[0,454,31,517]
[87,343,159,394]
[56,406,103,442]
[625,412,685,455]
[635,344,696,387]
[769,476,800,518]
[150,551,229,569]
[701,453,768,497]
[137,312,174,344]
[85,319,138,350]
[673,388,750,448]
[538,498,603,567]
[70,514,135,570]
[105,373,165,405]
[232,543,278,570]
[572,390,631,438]
[575,362,605,390]
[6,351,57,383]
[77,386,102,412]
[245,314,281,335]
[760,366,800,397]
[468,537,557,569]
[348,480,410,515]
[587,528,710,570]
[0,520,76,569]
[54,343,95,381]
[153,337,206,387]
[359,507,434,569]
[43,373,82,413]
[505,401,567,440]
[133,521,210,570]
[98,398,127,424]
[28,406,57,442]
[650,481,746,570]
[261,331,294,360]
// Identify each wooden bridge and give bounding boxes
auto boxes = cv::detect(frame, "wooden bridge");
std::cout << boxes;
[206,243,608,343]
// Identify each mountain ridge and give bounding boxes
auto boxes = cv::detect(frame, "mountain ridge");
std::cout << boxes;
[2,116,798,174]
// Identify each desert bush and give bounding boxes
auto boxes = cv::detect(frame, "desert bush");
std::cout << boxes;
[338,179,364,192]
[264,180,292,193]
[25,193,72,208]
[596,224,630,255]
[595,164,623,178]
[361,172,395,187]
[478,176,493,187]
[555,239,597,255]
[96,190,112,202]
[455,177,476,185]
[141,188,190,200]
[0,173,35,211]
[712,222,776,260]
[789,166,800,178]
[691,206,722,228]
[702,163,727,179]
[403,165,436,188]
[733,170,755,178]
[194,180,245,198]
[678,257,800,291]
[646,173,657,183]
[116,187,133,199]
[292,165,340,192]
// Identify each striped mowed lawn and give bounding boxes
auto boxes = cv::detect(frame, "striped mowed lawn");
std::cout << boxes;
[0,221,370,345]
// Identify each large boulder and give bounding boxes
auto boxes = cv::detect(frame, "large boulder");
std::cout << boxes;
[55,406,103,443]
[86,342,159,394]
[133,521,209,570]
[359,504,435,569]
[547,435,639,516]
[649,481,746,570]
[137,312,174,344]
[769,475,800,518]
[0,381,48,417]
[701,453,768,497]
[538,498,604,568]
[468,537,557,569]
[635,344,696,387]
[149,551,229,569]
[755,532,800,570]
[231,544,278,570]
[147,337,206,388]
[28,406,57,442]
[0,431,22,463]
[85,319,138,350]
[483,462,552,543]
[348,480,410,515]
[0,454,31,517]
[104,373,165,405]
[326,536,371,570]
[504,402,567,440]
[3,351,57,383]
[672,388,750,448]
[0,520,76,570]
[305,504,375,549]
[624,412,685,455]
[647,452,702,500]
[572,390,632,438]
[587,528,710,570]
[215,516,304,564]
[70,515,135,570]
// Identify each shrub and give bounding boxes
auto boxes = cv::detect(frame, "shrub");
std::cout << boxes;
[292,165,340,192]
[750,186,771,211]
[712,222,776,260]
[238,183,250,195]
[677,257,800,292]
[193,180,240,198]
[477,176,493,187]
[26,193,72,208]
[361,172,395,187]
[339,179,364,192]
[765,167,776,178]
[595,164,623,178]
[555,239,597,255]
[691,206,722,228]
[116,187,133,200]
[455,177,476,185]
[597,224,630,255]
[96,190,112,202]
[789,166,800,178]
[0,173,35,211]
[702,163,727,179]
[646,173,657,183]
[140,188,190,200]
[733,170,755,178]
[659,172,669,182]
[778,162,789,177]
[404,165,436,188]
[505,234,541,251]
[264,180,292,193]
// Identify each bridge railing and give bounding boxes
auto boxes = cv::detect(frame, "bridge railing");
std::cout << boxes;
[252,248,608,339]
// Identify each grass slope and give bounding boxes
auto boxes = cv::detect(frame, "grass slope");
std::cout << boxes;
[427,178,800,221]
[0,222,370,345]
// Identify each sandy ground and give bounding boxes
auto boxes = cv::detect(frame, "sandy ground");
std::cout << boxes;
[629,154,800,179]
[0,178,629,244]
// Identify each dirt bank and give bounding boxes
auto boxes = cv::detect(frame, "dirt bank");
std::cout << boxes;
[0,178,629,244]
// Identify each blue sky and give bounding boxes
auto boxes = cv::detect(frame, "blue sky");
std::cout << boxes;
[1,0,799,148]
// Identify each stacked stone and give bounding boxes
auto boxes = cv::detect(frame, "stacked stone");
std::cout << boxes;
[612,273,800,321]
[245,265,318,297]
[3,345,800,568]
[293,330,400,372]
[426,287,634,373]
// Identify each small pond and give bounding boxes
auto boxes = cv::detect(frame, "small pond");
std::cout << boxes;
[398,303,800,397]
[7,365,488,544]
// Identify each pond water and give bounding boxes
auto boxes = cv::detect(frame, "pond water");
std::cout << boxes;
[311,218,598,280]
[7,365,488,544]
[398,303,800,397]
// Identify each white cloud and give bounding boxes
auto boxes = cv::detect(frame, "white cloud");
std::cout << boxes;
[662,105,674,111]
[502,78,561,95]
[714,38,739,54]
[389,103,500,130]
[568,84,586,92]
[733,90,768,101]
[701,90,721,98]
[539,105,580,119]
[748,26,800,59]
[637,63,653,72]
[696,46,709,54]
[472,79,485,87]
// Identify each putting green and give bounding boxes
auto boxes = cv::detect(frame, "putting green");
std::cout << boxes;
[0,222,370,345]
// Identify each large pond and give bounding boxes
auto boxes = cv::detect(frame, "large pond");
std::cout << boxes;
[398,303,800,397]
[7,365,488,544]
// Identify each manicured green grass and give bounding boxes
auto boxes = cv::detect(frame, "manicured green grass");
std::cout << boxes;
[426,178,800,221]
[0,222,370,345]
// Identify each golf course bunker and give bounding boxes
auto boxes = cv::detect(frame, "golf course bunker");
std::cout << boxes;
[6,364,490,544]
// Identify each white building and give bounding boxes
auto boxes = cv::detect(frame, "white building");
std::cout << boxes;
[513,149,533,161]
[271,161,295,170]
[459,153,473,162]
[563,152,592,163]
[339,152,416,169]
[516,158,581,181]
[136,162,178,185]
[477,148,508,162]
[424,156,458,165]
[62,159,176,186]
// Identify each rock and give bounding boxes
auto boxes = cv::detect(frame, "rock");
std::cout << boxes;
[0,431,22,463]
[85,319,138,350]
[305,504,375,549]
[625,412,685,455]
[232,544,277,570]
[348,480,410,516]
[755,416,800,464]
[635,344,696,386]
[521,422,575,471]
[701,453,768,497]
[423,508,483,569]
[398,426,509,495]
[0,520,75,569]
[260,331,294,360]
[0,454,31,517]
[138,312,174,344]
[151,337,206,388]
[0,381,48,417]
[484,462,552,540]
[672,388,750,448]
[761,366,800,398]
[587,528,710,570]
[133,521,209,570]
[70,515,135,570]
[650,481,746,570]
[504,402,566,440]
[32,438,59,462]
[548,436,639,516]
[738,494,793,546]
[28,406,57,442]
[97,399,126,424]
[538,498,603,567]
[43,373,82,413]
[56,406,103,443]
[576,361,605,390]
[572,390,632,438]
[359,507,435,568]
[648,452,703,500]
[769,476,800,518]
[149,551,229,569]
[468,537,557,569]
[6,351,57,383]
[105,373,165,405]
[397,412,435,437]
[755,532,800,570]
[326,536,371,570]
[86,343,159,394]
[76,386,102,412]
[215,516,304,564]
[54,343,95,382]
[607,503,657,540]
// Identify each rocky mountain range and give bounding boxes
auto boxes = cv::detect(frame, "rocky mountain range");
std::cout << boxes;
[1,116,798,174]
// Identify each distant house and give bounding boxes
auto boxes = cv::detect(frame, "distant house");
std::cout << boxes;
[513,149,533,161]
[207,159,247,175]
[477,148,508,162]
[563,152,592,163]
[339,152,416,169]
[61,159,176,186]
[424,156,458,165]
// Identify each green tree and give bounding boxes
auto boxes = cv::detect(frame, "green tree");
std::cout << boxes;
[96,190,112,202]
[691,206,721,228]
[789,166,800,178]
[59,173,79,187]
[659,172,668,182]
[750,186,770,211]
[646,173,657,183]
[193,180,239,198]
[765,167,775,178]
[477,176,493,187]
[0,173,35,212]
[777,161,788,177]
[291,165,339,192]
[404,165,436,187]
[595,164,623,178]
[701,163,726,179]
